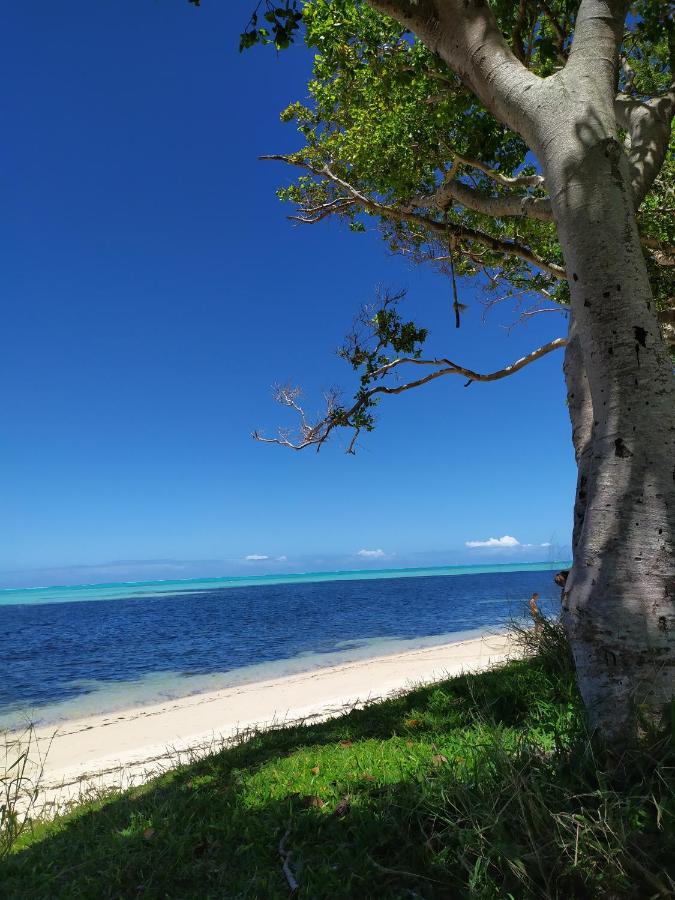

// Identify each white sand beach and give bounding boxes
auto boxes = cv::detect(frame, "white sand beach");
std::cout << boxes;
[9,631,514,816]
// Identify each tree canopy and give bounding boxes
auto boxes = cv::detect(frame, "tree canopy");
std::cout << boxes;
[237,0,674,449]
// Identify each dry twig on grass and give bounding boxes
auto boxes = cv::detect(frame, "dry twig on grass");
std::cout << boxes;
[278,820,299,893]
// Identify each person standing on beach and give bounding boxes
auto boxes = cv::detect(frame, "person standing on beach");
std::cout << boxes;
[529,592,543,635]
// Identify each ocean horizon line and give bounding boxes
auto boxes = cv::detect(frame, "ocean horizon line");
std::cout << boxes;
[0,560,572,607]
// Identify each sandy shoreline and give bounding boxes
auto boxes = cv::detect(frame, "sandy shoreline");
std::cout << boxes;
[7,631,514,815]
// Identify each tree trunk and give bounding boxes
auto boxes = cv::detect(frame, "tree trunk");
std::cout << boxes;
[563,315,594,554]
[538,94,675,744]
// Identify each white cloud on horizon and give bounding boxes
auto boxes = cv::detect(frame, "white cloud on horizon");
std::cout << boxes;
[244,554,288,562]
[465,535,551,550]
[357,548,387,559]
[465,535,521,549]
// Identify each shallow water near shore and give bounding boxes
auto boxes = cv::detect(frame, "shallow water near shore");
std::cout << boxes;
[0,563,567,731]
[1,628,498,731]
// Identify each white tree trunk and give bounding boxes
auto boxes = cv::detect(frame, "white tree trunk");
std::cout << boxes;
[538,87,675,744]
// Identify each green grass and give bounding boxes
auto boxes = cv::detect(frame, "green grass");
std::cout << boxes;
[2,623,674,898]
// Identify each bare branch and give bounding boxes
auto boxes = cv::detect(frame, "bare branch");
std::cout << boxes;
[254,338,567,453]
[451,154,545,189]
[273,385,309,429]
[513,306,566,319]
[346,427,361,455]
[433,177,553,222]
[481,286,568,330]
[291,196,356,224]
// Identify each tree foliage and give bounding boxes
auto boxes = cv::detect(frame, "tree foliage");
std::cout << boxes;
[235,0,673,447]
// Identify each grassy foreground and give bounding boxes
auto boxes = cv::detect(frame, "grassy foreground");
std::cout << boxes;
[1,624,674,899]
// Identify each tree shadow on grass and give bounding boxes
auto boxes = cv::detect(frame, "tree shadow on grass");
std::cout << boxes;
[3,655,670,899]
[0,658,555,897]
[1,773,458,899]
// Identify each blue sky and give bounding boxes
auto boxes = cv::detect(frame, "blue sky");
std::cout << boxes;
[1,1,575,588]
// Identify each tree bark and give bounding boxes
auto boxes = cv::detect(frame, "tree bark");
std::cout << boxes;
[563,314,593,554]
[534,79,675,744]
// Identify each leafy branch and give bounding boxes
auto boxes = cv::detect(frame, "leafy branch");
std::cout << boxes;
[253,289,567,453]
[238,0,302,52]
[262,154,568,280]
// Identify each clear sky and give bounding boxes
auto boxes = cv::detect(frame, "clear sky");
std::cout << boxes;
[1,1,575,588]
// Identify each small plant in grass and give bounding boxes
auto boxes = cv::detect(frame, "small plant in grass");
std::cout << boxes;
[509,611,575,677]
[1,725,51,859]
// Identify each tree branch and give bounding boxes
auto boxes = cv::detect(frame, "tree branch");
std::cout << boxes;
[615,86,675,205]
[433,177,553,222]
[262,154,566,280]
[511,0,529,66]
[538,0,568,62]
[366,0,542,143]
[641,235,675,256]
[481,286,568,329]
[451,154,545,188]
[253,337,567,453]
[566,0,628,83]
[290,196,356,223]
[658,307,675,351]
[620,55,637,94]
[365,0,439,29]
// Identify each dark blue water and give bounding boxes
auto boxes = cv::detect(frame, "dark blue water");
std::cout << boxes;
[0,568,561,725]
